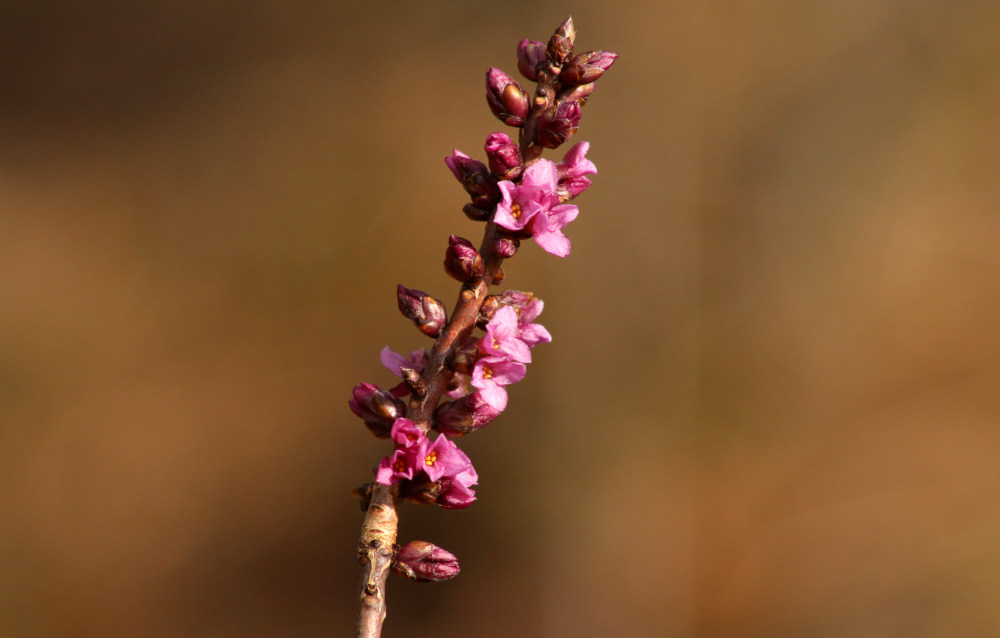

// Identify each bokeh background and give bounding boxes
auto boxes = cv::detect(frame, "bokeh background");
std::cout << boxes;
[2,1,999,636]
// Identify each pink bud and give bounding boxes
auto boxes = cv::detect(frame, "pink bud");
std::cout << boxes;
[393,541,461,582]
[396,285,447,338]
[486,68,530,127]
[348,382,407,438]
[534,100,582,149]
[484,132,522,181]
[444,235,485,282]
[516,39,546,81]
[559,50,618,86]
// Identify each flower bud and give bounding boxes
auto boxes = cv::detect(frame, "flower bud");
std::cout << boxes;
[463,203,493,221]
[547,16,576,66]
[534,100,582,149]
[434,391,502,436]
[484,132,522,181]
[486,68,530,127]
[516,39,546,81]
[493,235,519,258]
[559,50,618,86]
[397,285,447,338]
[478,290,536,327]
[556,82,595,105]
[393,541,461,582]
[349,382,407,438]
[444,235,485,282]
[445,150,501,209]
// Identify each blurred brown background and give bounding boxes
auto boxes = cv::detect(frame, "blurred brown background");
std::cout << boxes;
[2,1,999,636]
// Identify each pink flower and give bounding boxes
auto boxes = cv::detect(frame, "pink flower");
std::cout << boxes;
[419,435,473,482]
[470,355,526,411]
[437,466,479,509]
[494,159,579,258]
[556,141,597,200]
[516,298,552,347]
[380,346,426,376]
[478,305,532,363]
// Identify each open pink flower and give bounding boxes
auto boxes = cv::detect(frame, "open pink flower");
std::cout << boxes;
[419,435,474,482]
[471,355,526,411]
[516,298,552,347]
[478,305,531,363]
[494,159,579,257]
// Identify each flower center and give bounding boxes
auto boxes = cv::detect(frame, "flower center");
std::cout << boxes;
[393,458,406,472]
[510,203,522,219]
[482,364,493,379]
[492,337,501,349]
[424,451,438,467]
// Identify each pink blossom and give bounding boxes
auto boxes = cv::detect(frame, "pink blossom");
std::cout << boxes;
[437,466,479,509]
[380,346,426,376]
[556,141,597,200]
[470,355,526,411]
[419,435,474,482]
[516,298,552,347]
[478,305,531,363]
[494,159,580,258]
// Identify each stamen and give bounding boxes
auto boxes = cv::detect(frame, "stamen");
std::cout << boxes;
[425,451,438,466]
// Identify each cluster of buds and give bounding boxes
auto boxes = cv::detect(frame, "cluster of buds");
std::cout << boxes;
[352,16,615,605]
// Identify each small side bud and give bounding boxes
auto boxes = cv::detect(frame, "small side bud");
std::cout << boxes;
[547,16,576,66]
[444,235,485,282]
[393,541,461,582]
[397,285,447,338]
[534,100,582,149]
[486,68,530,127]
[349,382,407,438]
[559,50,618,86]
[516,39,547,82]
[493,235,520,258]
[484,132,522,181]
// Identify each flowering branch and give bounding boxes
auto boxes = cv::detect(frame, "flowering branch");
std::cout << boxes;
[350,17,616,638]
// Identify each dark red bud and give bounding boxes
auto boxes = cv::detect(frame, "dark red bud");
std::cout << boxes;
[434,392,502,436]
[557,82,595,105]
[444,235,485,282]
[393,541,460,582]
[446,152,501,208]
[493,235,520,258]
[486,68,530,127]
[534,100,582,149]
[547,16,576,66]
[463,203,493,221]
[396,285,447,338]
[349,383,407,438]
[559,50,618,86]
[516,39,546,81]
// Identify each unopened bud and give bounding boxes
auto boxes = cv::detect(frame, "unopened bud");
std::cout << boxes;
[444,235,485,282]
[547,16,576,66]
[486,68,530,127]
[516,39,547,82]
[493,235,520,258]
[397,285,447,338]
[478,290,536,327]
[445,150,502,208]
[534,100,582,149]
[484,132,522,181]
[393,541,461,582]
[434,391,502,436]
[559,50,618,86]
[463,203,493,221]
[349,382,407,438]
[557,82,595,105]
